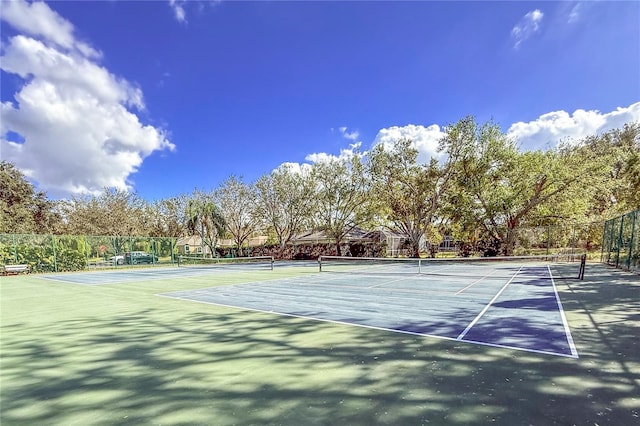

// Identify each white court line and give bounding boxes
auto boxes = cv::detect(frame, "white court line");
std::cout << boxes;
[456,266,523,340]
[368,274,423,289]
[276,276,460,295]
[548,265,579,358]
[454,269,500,295]
[156,291,579,358]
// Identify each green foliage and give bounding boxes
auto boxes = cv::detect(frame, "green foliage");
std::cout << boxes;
[55,248,87,272]
[186,190,226,256]
[59,188,149,236]
[448,117,594,255]
[1,234,178,272]
[214,176,260,256]
[0,161,59,234]
[310,148,374,256]
[0,241,14,265]
[255,164,315,252]
[0,235,85,272]
[2,120,638,261]
[14,244,54,273]
[147,195,189,237]
[369,133,462,258]
[575,122,640,216]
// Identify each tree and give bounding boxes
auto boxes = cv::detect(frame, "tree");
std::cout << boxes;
[255,164,315,256]
[576,122,640,216]
[369,137,463,258]
[214,176,260,256]
[0,161,59,234]
[449,117,589,256]
[146,194,190,238]
[59,188,147,234]
[186,190,226,257]
[58,188,149,254]
[310,150,373,256]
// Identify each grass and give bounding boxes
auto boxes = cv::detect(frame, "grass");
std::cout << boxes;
[1,263,638,425]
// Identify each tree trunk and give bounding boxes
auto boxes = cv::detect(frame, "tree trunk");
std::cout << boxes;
[504,219,520,256]
[409,242,420,258]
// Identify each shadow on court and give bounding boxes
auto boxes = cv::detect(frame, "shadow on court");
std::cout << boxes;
[162,265,577,357]
[0,264,638,425]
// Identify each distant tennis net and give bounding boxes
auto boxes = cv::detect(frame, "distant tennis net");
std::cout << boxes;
[178,255,274,271]
[318,255,585,279]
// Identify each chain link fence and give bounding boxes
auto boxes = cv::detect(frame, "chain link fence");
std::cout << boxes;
[0,234,177,273]
[434,222,603,259]
[509,222,603,259]
[601,210,639,273]
[0,220,610,274]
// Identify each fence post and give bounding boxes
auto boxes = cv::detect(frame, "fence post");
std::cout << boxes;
[85,235,90,267]
[600,220,607,263]
[608,218,617,264]
[546,225,551,255]
[51,234,58,272]
[616,216,625,268]
[609,219,616,264]
[12,234,18,263]
[627,212,636,270]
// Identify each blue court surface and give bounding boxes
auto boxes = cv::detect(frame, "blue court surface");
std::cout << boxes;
[160,264,579,358]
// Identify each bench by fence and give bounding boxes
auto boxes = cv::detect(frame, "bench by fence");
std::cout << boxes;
[3,264,30,275]
[88,260,114,269]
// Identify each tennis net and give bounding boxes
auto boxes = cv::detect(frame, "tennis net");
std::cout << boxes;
[318,254,585,279]
[178,255,274,270]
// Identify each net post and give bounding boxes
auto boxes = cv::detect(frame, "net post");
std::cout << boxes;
[318,256,322,272]
[418,259,422,274]
[579,253,586,280]
[270,256,274,271]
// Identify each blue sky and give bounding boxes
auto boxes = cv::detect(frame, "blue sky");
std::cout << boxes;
[1,0,639,200]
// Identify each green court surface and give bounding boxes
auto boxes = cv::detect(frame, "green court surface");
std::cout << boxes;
[1,263,638,425]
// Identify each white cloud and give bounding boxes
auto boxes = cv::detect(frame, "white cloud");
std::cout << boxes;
[276,162,313,176]
[0,0,174,197]
[2,0,100,58]
[507,102,640,150]
[511,9,544,49]
[306,142,361,164]
[568,3,582,24]
[338,126,360,141]
[281,124,444,172]
[270,126,364,174]
[275,102,639,177]
[169,0,187,23]
[167,0,221,24]
[372,124,445,164]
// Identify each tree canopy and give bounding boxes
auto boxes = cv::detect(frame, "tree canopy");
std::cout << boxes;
[2,118,637,258]
[0,161,58,234]
[310,149,374,256]
[186,190,226,256]
[255,164,315,254]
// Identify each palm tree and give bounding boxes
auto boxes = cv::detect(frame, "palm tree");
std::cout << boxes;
[186,193,226,257]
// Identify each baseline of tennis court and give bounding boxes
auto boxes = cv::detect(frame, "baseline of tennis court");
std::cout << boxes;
[160,264,578,358]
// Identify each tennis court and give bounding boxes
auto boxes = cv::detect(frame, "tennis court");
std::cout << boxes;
[1,258,638,425]
[162,256,578,357]
[38,256,276,285]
